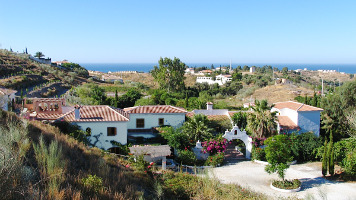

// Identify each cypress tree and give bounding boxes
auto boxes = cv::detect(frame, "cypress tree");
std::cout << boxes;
[185,92,189,109]
[115,89,119,108]
[312,92,318,107]
[328,130,334,176]
[322,138,328,176]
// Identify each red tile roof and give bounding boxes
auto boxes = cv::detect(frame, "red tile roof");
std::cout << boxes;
[274,101,323,111]
[277,116,300,130]
[124,105,187,114]
[60,105,129,122]
[36,113,65,120]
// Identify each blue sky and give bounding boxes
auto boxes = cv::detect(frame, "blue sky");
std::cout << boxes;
[1,1,355,64]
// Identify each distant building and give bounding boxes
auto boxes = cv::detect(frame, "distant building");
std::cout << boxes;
[185,68,195,74]
[271,101,323,136]
[196,74,232,85]
[29,56,51,65]
[53,59,70,66]
[250,66,256,73]
[275,78,292,85]
[0,87,17,111]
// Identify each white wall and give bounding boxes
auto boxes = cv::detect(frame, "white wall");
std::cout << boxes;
[0,95,9,111]
[127,113,186,129]
[298,111,321,137]
[272,108,298,125]
[76,121,128,150]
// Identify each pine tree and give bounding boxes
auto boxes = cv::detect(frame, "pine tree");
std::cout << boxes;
[328,130,334,176]
[322,138,328,176]
[304,94,308,105]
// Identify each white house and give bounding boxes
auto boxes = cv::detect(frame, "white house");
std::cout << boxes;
[124,105,187,130]
[196,74,232,86]
[0,87,17,111]
[185,68,195,74]
[250,66,256,73]
[58,105,129,150]
[271,101,323,136]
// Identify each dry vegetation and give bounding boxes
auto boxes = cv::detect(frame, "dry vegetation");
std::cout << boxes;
[252,84,314,103]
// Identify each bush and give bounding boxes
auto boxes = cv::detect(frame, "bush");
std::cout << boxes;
[252,147,266,161]
[205,152,224,167]
[334,137,356,177]
[81,174,104,194]
[177,150,197,166]
[272,179,301,190]
[201,137,227,155]
[289,132,322,162]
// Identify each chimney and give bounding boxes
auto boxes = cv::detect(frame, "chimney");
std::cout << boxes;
[74,105,81,120]
[206,102,213,110]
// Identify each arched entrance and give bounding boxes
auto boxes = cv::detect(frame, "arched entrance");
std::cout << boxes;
[223,125,253,159]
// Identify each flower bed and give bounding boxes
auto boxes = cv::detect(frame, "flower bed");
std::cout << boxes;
[270,179,301,192]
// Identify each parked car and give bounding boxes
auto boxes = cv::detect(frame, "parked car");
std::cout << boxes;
[156,159,178,170]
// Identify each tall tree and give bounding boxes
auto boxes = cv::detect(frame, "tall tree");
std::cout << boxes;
[151,57,186,92]
[114,89,119,108]
[322,138,328,176]
[35,51,45,59]
[183,114,213,142]
[247,100,277,138]
[328,130,334,176]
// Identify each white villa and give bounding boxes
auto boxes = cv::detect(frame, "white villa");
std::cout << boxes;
[0,87,17,111]
[59,105,130,150]
[271,101,323,136]
[196,74,232,85]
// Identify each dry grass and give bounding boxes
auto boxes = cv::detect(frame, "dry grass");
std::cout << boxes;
[252,84,314,103]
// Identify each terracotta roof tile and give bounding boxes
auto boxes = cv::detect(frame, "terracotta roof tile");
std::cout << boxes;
[274,101,323,112]
[277,116,300,130]
[124,105,187,114]
[60,106,129,122]
[36,113,65,120]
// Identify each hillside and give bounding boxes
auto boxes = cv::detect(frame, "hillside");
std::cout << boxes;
[252,84,313,103]
[0,49,88,98]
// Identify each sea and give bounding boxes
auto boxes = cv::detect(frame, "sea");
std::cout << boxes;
[80,63,356,74]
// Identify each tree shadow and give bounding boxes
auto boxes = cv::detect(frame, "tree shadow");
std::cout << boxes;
[299,177,334,191]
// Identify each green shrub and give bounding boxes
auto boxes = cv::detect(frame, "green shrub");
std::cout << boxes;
[205,152,224,167]
[162,171,199,199]
[343,150,356,176]
[289,132,322,162]
[252,147,266,161]
[272,179,301,190]
[177,150,197,166]
[81,174,104,194]
[334,137,356,177]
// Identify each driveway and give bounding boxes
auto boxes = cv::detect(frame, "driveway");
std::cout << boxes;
[211,161,356,200]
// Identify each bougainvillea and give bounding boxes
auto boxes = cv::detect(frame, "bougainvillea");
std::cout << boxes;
[202,138,228,155]
[251,137,266,147]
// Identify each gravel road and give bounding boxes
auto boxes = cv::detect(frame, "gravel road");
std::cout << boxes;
[211,161,356,200]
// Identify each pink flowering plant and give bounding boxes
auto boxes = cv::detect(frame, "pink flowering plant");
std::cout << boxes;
[202,137,228,155]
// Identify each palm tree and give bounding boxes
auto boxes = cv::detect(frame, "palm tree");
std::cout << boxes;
[183,114,213,142]
[35,51,45,59]
[247,100,277,138]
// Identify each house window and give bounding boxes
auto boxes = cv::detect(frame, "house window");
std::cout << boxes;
[159,118,164,126]
[86,127,92,136]
[107,127,117,136]
[136,119,145,128]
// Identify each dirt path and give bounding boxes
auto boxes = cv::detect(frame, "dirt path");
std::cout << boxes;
[211,161,356,200]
